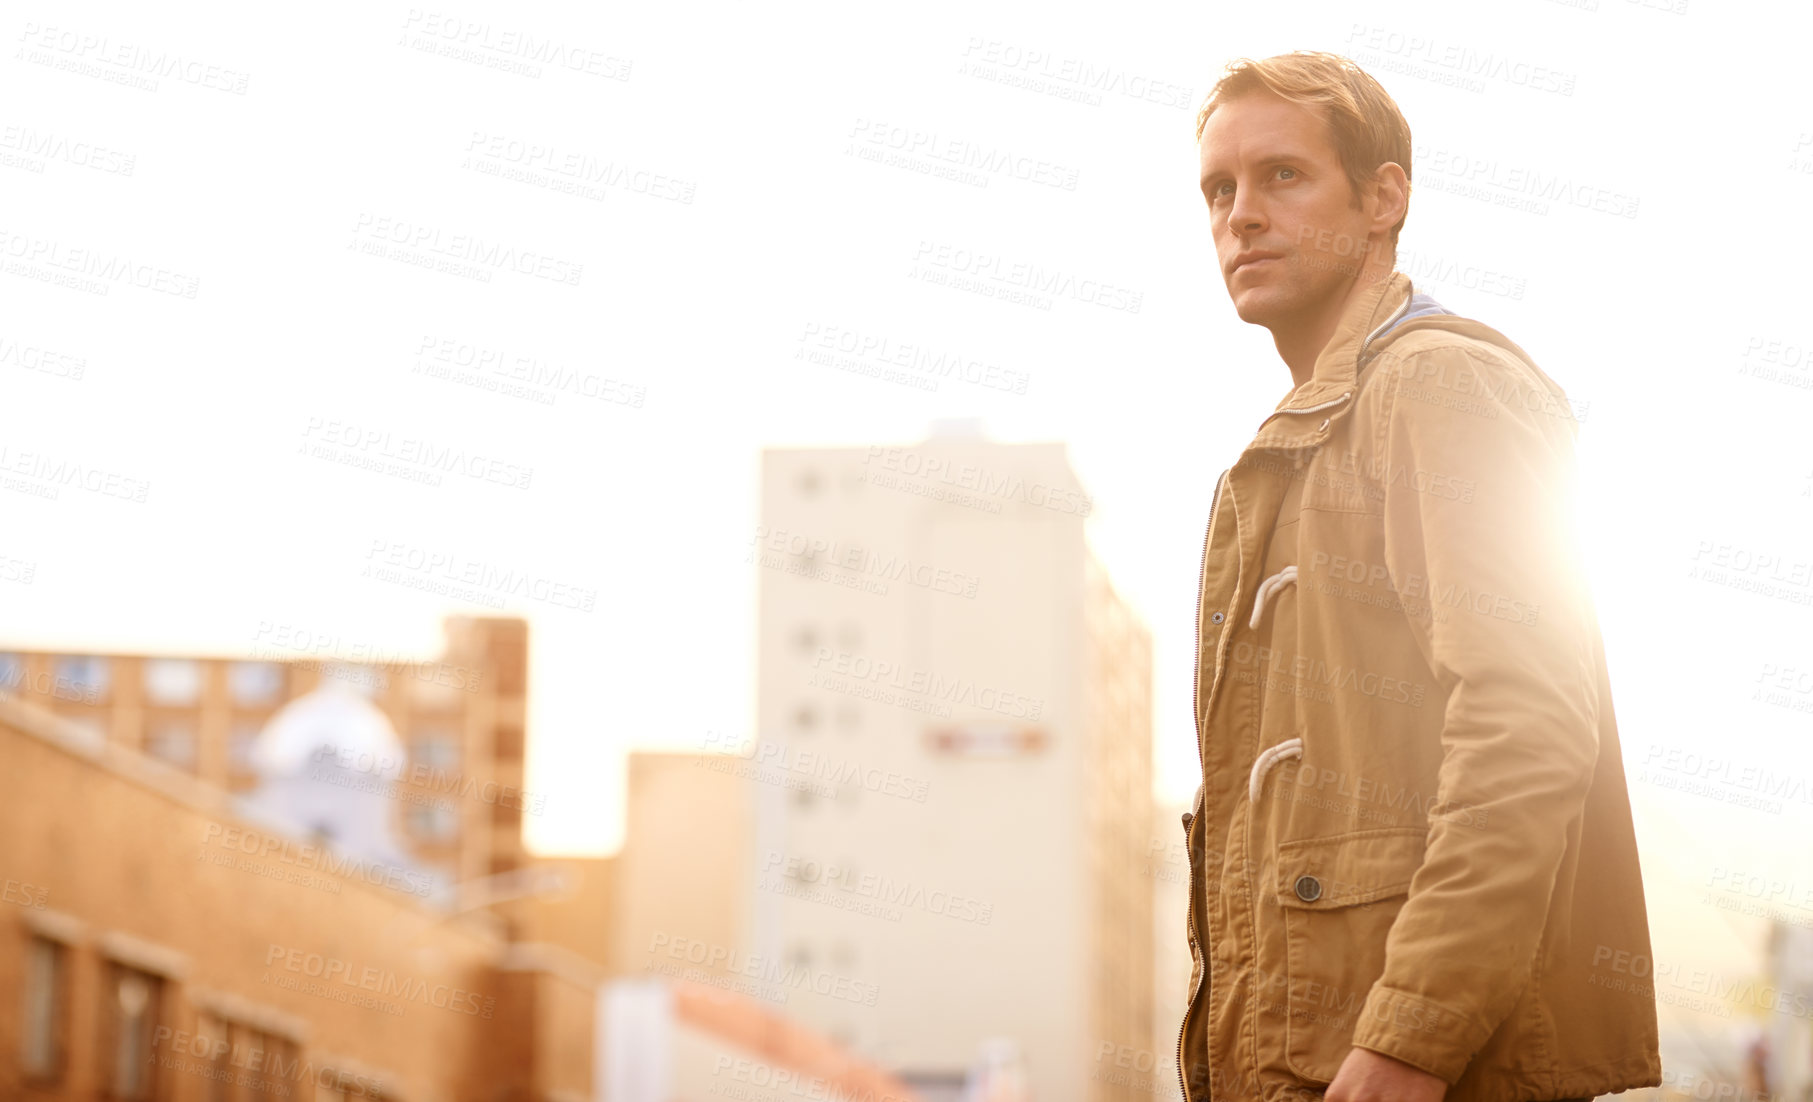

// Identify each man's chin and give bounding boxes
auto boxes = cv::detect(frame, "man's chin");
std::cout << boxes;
[1228,287,1292,328]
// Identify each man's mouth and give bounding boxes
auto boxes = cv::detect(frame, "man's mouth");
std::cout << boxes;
[1225,251,1283,279]
[1230,252,1284,277]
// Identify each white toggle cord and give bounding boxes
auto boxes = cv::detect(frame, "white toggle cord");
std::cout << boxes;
[1245,566,1304,800]
[1248,738,1304,801]
[1248,565,1298,629]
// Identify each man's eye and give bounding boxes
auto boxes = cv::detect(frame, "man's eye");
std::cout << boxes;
[1212,182,1234,199]
[1276,167,1297,180]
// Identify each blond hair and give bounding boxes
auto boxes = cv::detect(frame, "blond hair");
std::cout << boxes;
[1196,51,1412,242]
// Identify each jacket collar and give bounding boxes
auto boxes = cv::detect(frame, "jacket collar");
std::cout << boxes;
[1247,270,1413,452]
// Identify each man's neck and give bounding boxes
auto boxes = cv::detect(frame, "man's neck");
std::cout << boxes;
[1273,308,1343,390]
[1272,252,1396,390]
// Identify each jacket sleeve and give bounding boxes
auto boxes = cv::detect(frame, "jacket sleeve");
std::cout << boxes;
[1349,343,1600,1082]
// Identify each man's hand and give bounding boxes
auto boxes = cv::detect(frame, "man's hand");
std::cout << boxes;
[1325,1046,1447,1102]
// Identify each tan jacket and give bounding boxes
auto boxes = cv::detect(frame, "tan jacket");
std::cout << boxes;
[1176,271,1661,1102]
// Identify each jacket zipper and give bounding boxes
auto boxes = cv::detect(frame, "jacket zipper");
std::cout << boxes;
[1177,467,1228,1102]
[1175,389,1367,1102]
[1191,469,1229,769]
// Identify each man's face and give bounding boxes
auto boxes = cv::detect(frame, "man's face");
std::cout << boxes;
[1198,93,1376,330]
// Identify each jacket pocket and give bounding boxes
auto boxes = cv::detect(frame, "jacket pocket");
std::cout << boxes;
[1276,826,1426,1084]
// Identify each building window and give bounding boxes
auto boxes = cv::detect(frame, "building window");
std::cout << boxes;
[193,1014,231,1102]
[228,661,284,706]
[20,936,65,1082]
[797,468,822,496]
[407,803,459,842]
[228,721,262,776]
[145,721,198,771]
[410,732,459,770]
[142,658,201,705]
[105,964,162,1100]
[494,722,524,760]
[240,1027,298,1098]
[55,655,110,699]
[794,704,817,732]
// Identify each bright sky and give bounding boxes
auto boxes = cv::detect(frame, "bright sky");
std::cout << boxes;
[5,0,1812,1067]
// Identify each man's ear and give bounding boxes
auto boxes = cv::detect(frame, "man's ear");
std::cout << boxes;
[1369,162,1410,237]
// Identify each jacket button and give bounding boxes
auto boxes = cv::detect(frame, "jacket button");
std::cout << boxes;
[1294,875,1322,902]
[1210,612,1225,624]
[1181,811,1194,833]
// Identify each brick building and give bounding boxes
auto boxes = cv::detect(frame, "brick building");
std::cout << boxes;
[0,617,530,889]
[0,690,598,1101]
[0,616,599,1100]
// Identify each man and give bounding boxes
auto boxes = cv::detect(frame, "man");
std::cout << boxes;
[1176,52,1661,1102]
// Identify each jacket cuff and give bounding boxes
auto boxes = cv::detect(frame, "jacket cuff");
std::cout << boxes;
[1349,985,1491,1084]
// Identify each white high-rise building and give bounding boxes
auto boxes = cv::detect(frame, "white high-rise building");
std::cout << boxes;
[751,431,1154,1102]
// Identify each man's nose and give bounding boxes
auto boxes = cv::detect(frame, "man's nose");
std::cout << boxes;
[1226,188,1266,237]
